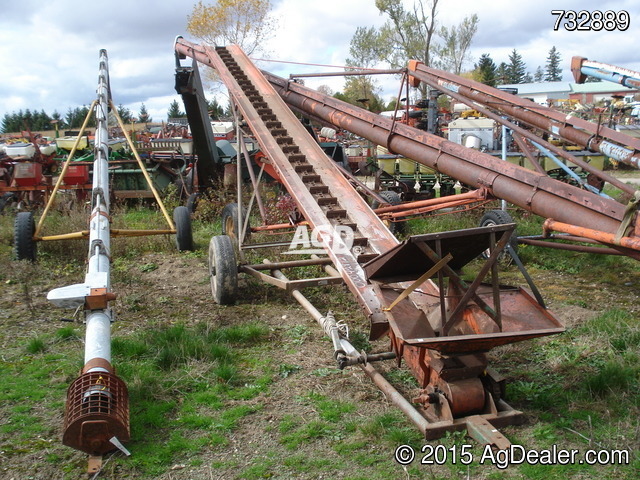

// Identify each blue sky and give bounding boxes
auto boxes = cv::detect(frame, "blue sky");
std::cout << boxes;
[1,0,638,124]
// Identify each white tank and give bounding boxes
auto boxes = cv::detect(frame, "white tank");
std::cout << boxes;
[463,135,482,150]
[320,127,337,139]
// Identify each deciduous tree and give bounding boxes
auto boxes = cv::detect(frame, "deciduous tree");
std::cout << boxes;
[348,0,479,97]
[187,0,275,56]
[437,14,479,75]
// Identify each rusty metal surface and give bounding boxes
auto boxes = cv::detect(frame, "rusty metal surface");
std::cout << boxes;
[400,286,564,355]
[376,281,563,355]
[408,60,640,170]
[262,70,637,244]
[365,224,516,282]
[374,189,486,215]
[177,42,567,441]
[519,237,628,256]
[175,38,396,334]
[366,227,563,355]
[437,378,485,417]
[63,371,130,455]
[466,415,512,450]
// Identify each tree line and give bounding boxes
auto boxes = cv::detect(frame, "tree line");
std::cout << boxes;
[167,98,230,121]
[474,46,566,87]
[1,103,150,134]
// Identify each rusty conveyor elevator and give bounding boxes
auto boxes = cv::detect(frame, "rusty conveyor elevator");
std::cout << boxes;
[175,39,571,445]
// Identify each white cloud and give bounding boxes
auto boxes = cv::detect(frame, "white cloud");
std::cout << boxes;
[1,0,640,126]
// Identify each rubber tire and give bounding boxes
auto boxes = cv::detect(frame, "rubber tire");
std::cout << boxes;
[14,211,37,261]
[479,209,518,260]
[173,206,194,251]
[373,190,405,235]
[221,203,249,245]
[208,235,238,305]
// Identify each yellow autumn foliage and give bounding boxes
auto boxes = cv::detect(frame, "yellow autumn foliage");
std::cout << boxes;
[187,0,274,56]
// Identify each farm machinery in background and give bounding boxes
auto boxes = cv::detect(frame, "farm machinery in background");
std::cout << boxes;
[174,38,640,448]
[0,129,197,213]
[0,92,234,212]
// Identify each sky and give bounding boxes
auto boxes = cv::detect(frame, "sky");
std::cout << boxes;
[1,0,639,127]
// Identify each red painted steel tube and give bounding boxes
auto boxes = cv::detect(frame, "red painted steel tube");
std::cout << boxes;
[543,218,640,251]
[262,71,636,241]
[407,60,640,170]
[387,199,489,219]
[374,189,485,214]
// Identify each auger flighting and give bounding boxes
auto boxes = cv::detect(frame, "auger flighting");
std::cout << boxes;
[47,50,130,464]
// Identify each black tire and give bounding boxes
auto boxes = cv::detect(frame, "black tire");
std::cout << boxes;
[186,193,199,214]
[173,206,193,251]
[14,211,37,261]
[221,203,249,245]
[373,190,405,235]
[208,235,238,305]
[479,209,518,262]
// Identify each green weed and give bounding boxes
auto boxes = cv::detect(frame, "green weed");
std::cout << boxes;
[25,336,46,354]
[54,325,80,341]
[585,362,638,397]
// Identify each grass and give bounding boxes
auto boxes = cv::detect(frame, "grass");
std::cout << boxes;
[0,197,639,479]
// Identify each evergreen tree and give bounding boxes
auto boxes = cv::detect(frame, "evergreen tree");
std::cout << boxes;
[545,46,562,81]
[506,49,527,84]
[475,53,497,86]
[23,109,33,130]
[207,98,225,119]
[80,105,96,128]
[65,107,76,127]
[117,104,134,123]
[138,103,151,123]
[167,100,185,120]
[534,66,544,82]
[1,113,14,133]
[496,62,509,85]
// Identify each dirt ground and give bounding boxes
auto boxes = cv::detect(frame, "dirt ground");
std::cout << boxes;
[1,245,638,479]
